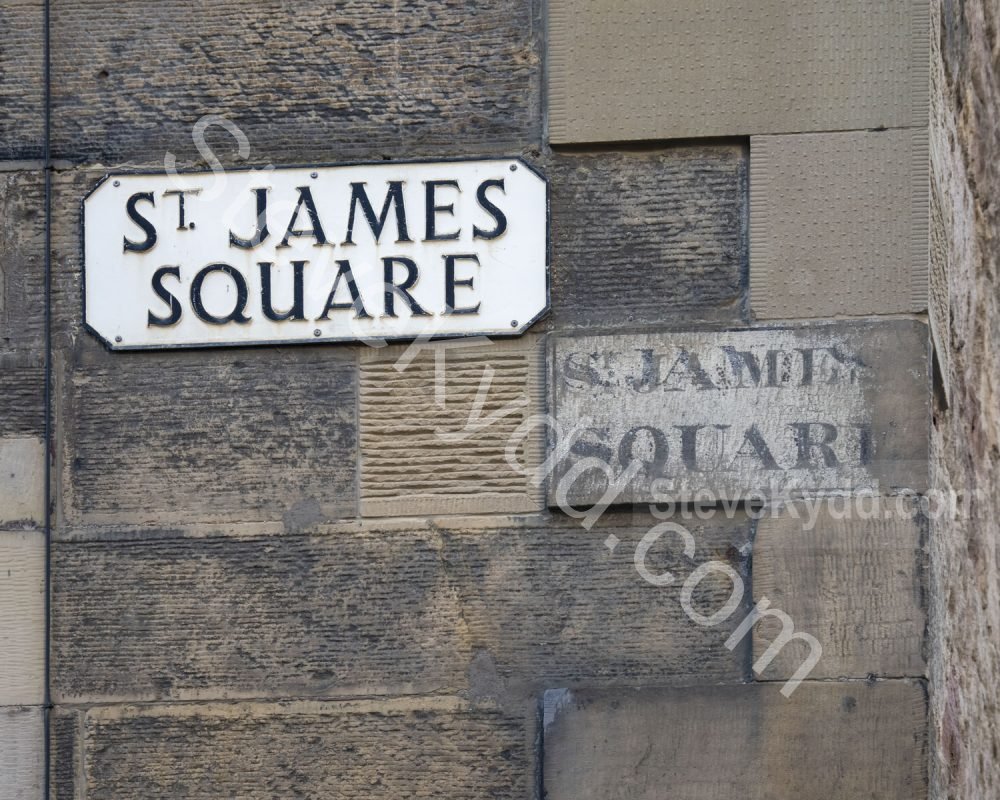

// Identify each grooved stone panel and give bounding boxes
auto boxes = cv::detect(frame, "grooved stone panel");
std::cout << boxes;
[0,171,45,351]
[753,503,926,679]
[72,700,528,800]
[359,337,545,516]
[51,0,541,167]
[543,682,927,800]
[0,2,44,160]
[0,533,44,704]
[549,0,927,142]
[0,706,44,800]
[62,343,357,526]
[549,146,747,331]
[750,130,928,320]
[0,437,45,529]
[0,352,44,438]
[51,514,750,702]
[550,320,929,505]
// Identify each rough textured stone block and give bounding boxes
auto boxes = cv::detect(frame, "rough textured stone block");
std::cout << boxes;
[0,706,43,800]
[359,337,545,516]
[70,699,528,800]
[0,352,45,438]
[0,3,44,160]
[550,320,929,506]
[549,0,927,142]
[51,513,750,702]
[0,437,45,528]
[50,709,81,800]
[753,503,926,679]
[51,0,541,167]
[0,170,45,351]
[549,146,747,331]
[750,130,928,319]
[543,681,927,800]
[0,533,44,705]
[61,340,357,526]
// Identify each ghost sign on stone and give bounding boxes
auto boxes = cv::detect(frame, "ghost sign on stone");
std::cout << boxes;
[83,159,549,350]
[550,321,929,505]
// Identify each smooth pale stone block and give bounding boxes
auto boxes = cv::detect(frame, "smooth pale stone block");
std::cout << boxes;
[549,320,929,506]
[549,0,927,142]
[753,503,926,679]
[543,682,927,800]
[0,532,45,705]
[0,706,44,800]
[750,129,928,319]
[0,437,45,528]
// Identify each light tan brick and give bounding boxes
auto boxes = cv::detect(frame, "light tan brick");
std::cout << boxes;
[544,681,927,800]
[750,130,928,319]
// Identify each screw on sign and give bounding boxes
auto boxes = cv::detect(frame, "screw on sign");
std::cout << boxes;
[83,159,549,350]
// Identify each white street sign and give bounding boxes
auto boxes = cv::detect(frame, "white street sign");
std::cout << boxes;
[83,159,548,350]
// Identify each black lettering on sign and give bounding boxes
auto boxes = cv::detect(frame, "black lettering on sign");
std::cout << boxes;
[123,191,157,253]
[147,266,182,327]
[190,264,251,325]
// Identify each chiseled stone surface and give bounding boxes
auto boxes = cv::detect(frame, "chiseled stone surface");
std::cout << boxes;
[0,171,45,352]
[750,129,927,319]
[0,352,44,439]
[359,337,546,517]
[929,0,1000,796]
[51,513,751,703]
[50,0,541,168]
[0,2,44,160]
[550,320,929,506]
[549,0,925,142]
[548,146,747,331]
[543,682,927,800]
[0,706,43,800]
[65,700,528,800]
[753,502,926,680]
[61,339,357,526]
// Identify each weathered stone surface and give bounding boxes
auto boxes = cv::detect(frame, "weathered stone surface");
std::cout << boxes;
[61,339,357,526]
[51,513,751,702]
[0,437,45,529]
[50,709,80,800]
[750,129,928,319]
[0,170,45,351]
[549,0,926,142]
[359,337,545,516]
[50,0,541,168]
[0,706,43,800]
[929,0,1000,796]
[0,3,44,160]
[549,146,747,331]
[543,681,927,800]
[0,533,44,705]
[69,699,528,800]
[753,502,926,679]
[0,351,45,438]
[550,321,929,506]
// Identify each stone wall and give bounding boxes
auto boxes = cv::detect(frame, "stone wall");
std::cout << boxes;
[0,1,946,798]
[929,0,1000,796]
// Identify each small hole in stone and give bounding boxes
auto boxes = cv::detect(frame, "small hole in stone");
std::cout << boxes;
[97,70,109,80]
